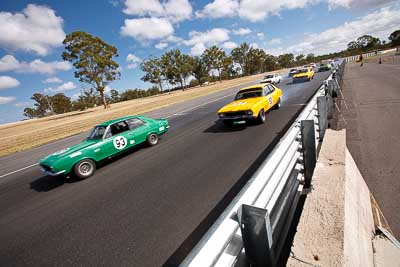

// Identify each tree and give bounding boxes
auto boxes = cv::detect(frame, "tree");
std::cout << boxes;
[30,93,51,117]
[247,48,265,74]
[23,107,38,119]
[161,49,192,90]
[263,54,278,72]
[295,54,305,65]
[109,89,120,103]
[277,53,294,68]
[202,45,226,82]
[191,56,209,86]
[348,35,381,51]
[231,43,251,75]
[62,31,120,109]
[50,93,71,114]
[141,57,165,92]
[305,53,315,63]
[389,30,400,47]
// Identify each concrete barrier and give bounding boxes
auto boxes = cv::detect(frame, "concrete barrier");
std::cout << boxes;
[287,129,399,266]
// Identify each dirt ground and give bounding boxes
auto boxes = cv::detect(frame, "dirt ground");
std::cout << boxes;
[340,55,400,238]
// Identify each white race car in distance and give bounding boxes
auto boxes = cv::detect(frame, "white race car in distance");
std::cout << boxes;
[260,73,281,84]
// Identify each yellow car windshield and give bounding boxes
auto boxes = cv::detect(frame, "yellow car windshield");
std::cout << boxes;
[298,69,308,73]
[235,90,262,100]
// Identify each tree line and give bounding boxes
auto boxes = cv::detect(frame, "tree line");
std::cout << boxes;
[23,30,400,119]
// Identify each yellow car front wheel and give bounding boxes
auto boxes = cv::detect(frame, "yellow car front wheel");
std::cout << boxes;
[257,109,266,124]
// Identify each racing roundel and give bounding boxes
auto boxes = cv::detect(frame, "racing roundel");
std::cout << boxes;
[113,136,127,150]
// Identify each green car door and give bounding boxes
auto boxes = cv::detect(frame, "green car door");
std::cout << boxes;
[100,120,136,159]
[126,117,151,143]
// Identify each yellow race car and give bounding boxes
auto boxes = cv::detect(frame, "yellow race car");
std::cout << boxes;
[218,84,283,125]
[293,67,314,82]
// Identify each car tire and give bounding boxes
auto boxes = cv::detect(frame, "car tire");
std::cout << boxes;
[257,109,266,124]
[74,159,96,179]
[147,133,159,146]
[275,97,282,109]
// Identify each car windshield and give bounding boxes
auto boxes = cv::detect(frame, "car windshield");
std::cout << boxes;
[298,69,308,73]
[235,90,262,100]
[87,125,107,140]
[290,69,297,72]
[265,75,274,78]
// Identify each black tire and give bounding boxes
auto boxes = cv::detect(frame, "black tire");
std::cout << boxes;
[275,97,282,109]
[147,133,159,146]
[257,109,266,124]
[74,159,96,179]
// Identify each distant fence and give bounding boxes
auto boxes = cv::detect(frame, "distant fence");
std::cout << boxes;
[181,61,346,267]
[345,48,398,62]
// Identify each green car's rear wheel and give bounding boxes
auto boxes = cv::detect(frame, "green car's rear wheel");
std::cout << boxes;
[74,159,96,179]
[147,133,159,146]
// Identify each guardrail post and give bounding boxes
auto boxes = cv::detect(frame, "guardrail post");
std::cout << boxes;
[317,96,328,141]
[301,120,316,188]
[237,204,276,267]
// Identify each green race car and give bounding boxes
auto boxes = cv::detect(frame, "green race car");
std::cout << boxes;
[39,115,169,179]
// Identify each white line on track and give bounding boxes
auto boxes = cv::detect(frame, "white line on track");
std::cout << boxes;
[0,163,39,179]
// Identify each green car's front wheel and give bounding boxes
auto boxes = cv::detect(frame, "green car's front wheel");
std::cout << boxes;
[74,159,96,179]
[147,133,159,146]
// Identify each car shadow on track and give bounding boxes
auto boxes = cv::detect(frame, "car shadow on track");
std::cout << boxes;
[30,175,79,192]
[204,120,261,133]
[30,143,152,192]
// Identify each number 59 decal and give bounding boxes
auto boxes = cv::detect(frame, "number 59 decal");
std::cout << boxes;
[113,136,127,150]
[269,96,273,105]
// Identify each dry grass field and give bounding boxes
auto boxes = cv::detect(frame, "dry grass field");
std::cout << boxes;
[0,71,285,156]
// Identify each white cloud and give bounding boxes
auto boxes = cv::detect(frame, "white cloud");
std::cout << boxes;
[155,42,169,49]
[196,0,239,18]
[44,81,77,93]
[121,18,174,42]
[0,55,71,74]
[257,32,265,39]
[0,76,20,90]
[232,28,252,35]
[0,4,65,56]
[126,53,142,69]
[328,0,396,9]
[266,38,282,45]
[165,35,183,43]
[184,28,231,55]
[123,0,164,16]
[0,96,16,105]
[196,0,321,22]
[250,43,259,49]
[222,41,238,49]
[190,43,207,56]
[184,28,230,46]
[239,0,318,22]
[164,0,193,22]
[283,6,400,55]
[123,0,192,22]
[42,77,63,84]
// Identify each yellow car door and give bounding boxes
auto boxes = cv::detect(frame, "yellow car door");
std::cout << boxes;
[266,84,278,110]
[262,85,273,111]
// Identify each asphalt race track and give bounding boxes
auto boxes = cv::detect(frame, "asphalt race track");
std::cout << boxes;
[0,71,331,266]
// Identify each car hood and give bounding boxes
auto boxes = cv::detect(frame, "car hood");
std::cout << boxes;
[40,140,98,164]
[218,97,263,113]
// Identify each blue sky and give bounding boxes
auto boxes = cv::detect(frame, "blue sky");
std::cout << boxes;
[0,0,399,124]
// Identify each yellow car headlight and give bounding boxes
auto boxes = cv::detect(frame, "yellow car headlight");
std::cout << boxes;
[246,110,253,116]
[219,113,225,118]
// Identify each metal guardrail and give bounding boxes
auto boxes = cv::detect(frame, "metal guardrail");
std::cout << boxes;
[181,61,346,267]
